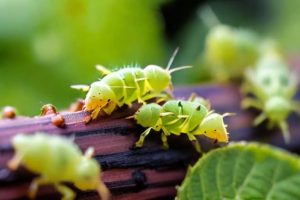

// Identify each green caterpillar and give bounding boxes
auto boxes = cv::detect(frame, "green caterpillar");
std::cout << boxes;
[199,7,259,82]
[8,133,110,200]
[72,50,191,119]
[134,95,231,152]
[205,24,259,82]
[242,44,299,143]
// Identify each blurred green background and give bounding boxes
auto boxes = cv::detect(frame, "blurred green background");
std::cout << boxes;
[0,0,299,115]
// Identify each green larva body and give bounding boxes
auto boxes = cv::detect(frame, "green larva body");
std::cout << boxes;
[242,50,299,143]
[134,99,230,151]
[205,25,259,81]
[85,65,172,119]
[8,133,110,200]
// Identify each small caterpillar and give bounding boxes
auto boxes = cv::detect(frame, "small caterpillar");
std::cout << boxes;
[199,7,259,82]
[8,133,110,200]
[242,44,299,143]
[205,24,259,82]
[72,50,191,119]
[133,95,231,152]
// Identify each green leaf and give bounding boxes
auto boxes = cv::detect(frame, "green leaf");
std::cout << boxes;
[176,142,300,200]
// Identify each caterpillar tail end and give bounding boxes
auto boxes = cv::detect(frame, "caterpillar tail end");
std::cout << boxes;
[253,113,267,126]
[192,140,203,154]
[97,181,111,200]
[135,128,152,148]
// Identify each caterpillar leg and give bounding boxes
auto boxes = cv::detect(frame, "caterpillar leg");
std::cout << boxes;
[135,128,152,148]
[253,113,267,126]
[90,101,110,119]
[7,155,22,171]
[91,106,102,119]
[97,180,110,200]
[161,132,169,149]
[186,134,202,153]
[241,98,263,110]
[279,121,290,144]
[103,102,117,115]
[54,183,75,200]
[137,97,146,105]
[192,140,203,154]
[28,177,48,199]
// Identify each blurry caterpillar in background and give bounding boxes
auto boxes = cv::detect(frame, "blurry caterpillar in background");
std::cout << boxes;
[8,133,110,200]
[204,24,260,82]
[72,49,191,119]
[199,6,260,82]
[241,42,300,143]
[133,94,231,153]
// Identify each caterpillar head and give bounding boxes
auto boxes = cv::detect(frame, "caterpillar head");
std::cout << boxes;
[74,158,101,190]
[135,103,162,130]
[198,113,229,143]
[85,81,116,112]
[73,147,110,200]
[265,96,291,123]
[144,65,171,92]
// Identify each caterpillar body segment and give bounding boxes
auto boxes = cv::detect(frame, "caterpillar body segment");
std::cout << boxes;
[134,98,230,152]
[242,51,299,143]
[85,66,165,119]
[161,100,208,135]
[8,133,110,200]
[80,63,191,119]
